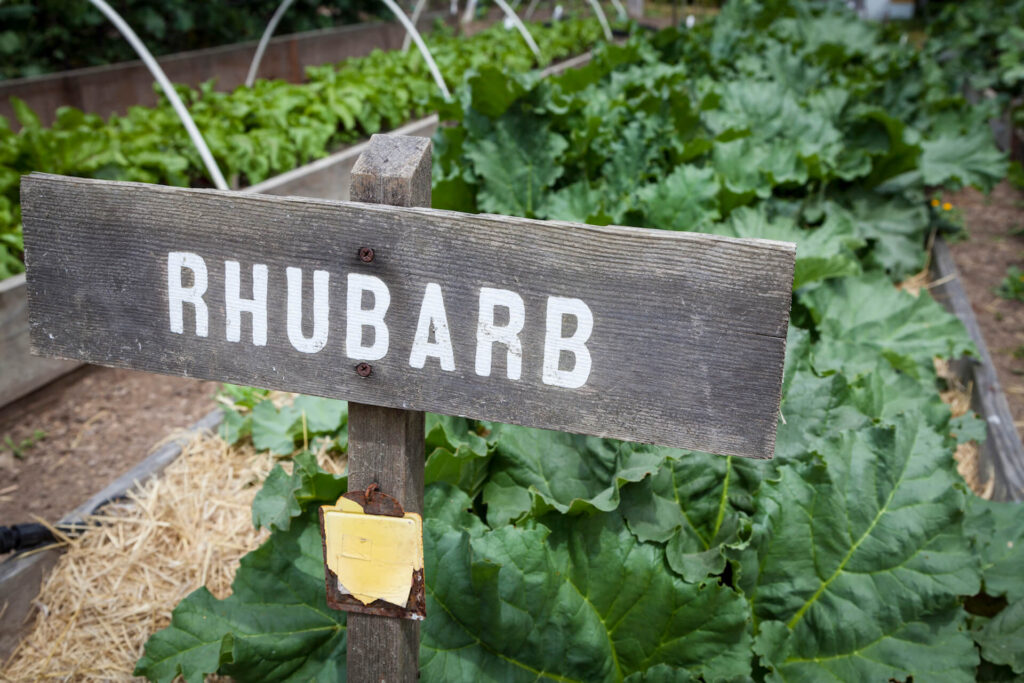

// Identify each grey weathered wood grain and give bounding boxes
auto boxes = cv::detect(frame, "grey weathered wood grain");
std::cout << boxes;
[244,116,440,201]
[21,171,795,458]
[346,135,429,682]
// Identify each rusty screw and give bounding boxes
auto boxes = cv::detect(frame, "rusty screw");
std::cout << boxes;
[355,362,372,377]
[358,247,375,263]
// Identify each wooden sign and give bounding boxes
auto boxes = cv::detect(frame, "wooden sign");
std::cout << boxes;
[21,172,794,459]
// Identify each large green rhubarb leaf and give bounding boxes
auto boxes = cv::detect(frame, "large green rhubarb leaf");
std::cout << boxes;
[778,351,955,462]
[965,497,1024,602]
[540,179,607,224]
[636,164,720,231]
[252,451,347,532]
[250,399,303,455]
[838,197,931,280]
[920,130,1007,192]
[974,599,1024,675]
[714,206,863,289]
[422,488,752,682]
[620,452,763,582]
[802,272,974,379]
[737,414,980,680]
[713,137,772,205]
[775,367,868,461]
[463,113,567,217]
[482,424,675,527]
[135,506,346,683]
[755,606,978,682]
[424,414,495,499]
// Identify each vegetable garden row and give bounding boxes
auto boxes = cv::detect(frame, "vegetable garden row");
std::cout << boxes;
[0,17,604,279]
[125,1,1023,681]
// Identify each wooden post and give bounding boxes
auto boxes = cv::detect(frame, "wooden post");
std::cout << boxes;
[346,134,431,682]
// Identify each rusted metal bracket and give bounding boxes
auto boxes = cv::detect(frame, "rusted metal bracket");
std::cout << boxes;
[318,484,426,620]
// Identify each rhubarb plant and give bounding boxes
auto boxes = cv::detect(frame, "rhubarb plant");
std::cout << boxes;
[136,2,1022,680]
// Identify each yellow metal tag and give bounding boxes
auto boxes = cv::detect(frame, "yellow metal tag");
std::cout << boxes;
[321,496,424,609]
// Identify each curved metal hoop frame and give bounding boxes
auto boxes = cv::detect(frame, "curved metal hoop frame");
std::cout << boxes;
[86,0,228,190]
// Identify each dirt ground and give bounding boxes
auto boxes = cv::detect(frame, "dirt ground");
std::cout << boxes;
[0,367,218,527]
[947,181,1024,441]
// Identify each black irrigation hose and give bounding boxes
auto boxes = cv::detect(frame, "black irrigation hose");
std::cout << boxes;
[0,523,58,554]
[1,498,125,553]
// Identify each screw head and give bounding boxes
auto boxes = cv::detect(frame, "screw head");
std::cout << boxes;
[358,247,375,263]
[355,362,372,377]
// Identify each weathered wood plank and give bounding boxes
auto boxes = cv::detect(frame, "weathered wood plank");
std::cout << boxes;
[346,134,429,682]
[0,273,81,407]
[21,171,795,458]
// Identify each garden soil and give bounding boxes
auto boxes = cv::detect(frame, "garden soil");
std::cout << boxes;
[946,180,1024,442]
[0,367,218,529]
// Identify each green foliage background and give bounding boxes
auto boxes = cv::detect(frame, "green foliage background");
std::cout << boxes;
[133,1,1024,681]
[925,0,1024,135]
[0,17,603,280]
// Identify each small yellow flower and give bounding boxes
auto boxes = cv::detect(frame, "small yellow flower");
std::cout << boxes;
[943,202,953,211]
[931,198,940,207]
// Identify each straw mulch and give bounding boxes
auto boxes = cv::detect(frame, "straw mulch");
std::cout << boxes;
[898,248,992,499]
[2,425,344,682]
[935,357,993,499]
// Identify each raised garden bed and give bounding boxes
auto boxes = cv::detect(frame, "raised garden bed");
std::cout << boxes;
[931,237,1024,501]
[0,274,80,407]
[0,10,455,128]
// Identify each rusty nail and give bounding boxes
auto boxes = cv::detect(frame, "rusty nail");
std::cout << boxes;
[355,362,372,377]
[365,482,379,501]
[358,247,375,263]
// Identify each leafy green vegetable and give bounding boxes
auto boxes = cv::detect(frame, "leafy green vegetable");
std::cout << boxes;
[966,497,1024,603]
[0,18,605,280]
[756,606,979,683]
[620,452,760,582]
[0,0,385,80]
[997,266,1024,302]
[802,272,975,379]
[229,395,348,456]
[715,206,863,289]
[636,164,720,231]
[252,451,347,532]
[424,502,752,682]
[739,417,980,681]
[462,113,568,217]
[134,503,347,683]
[974,599,1024,675]
[481,424,673,527]
[920,130,1007,191]
[423,414,494,500]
